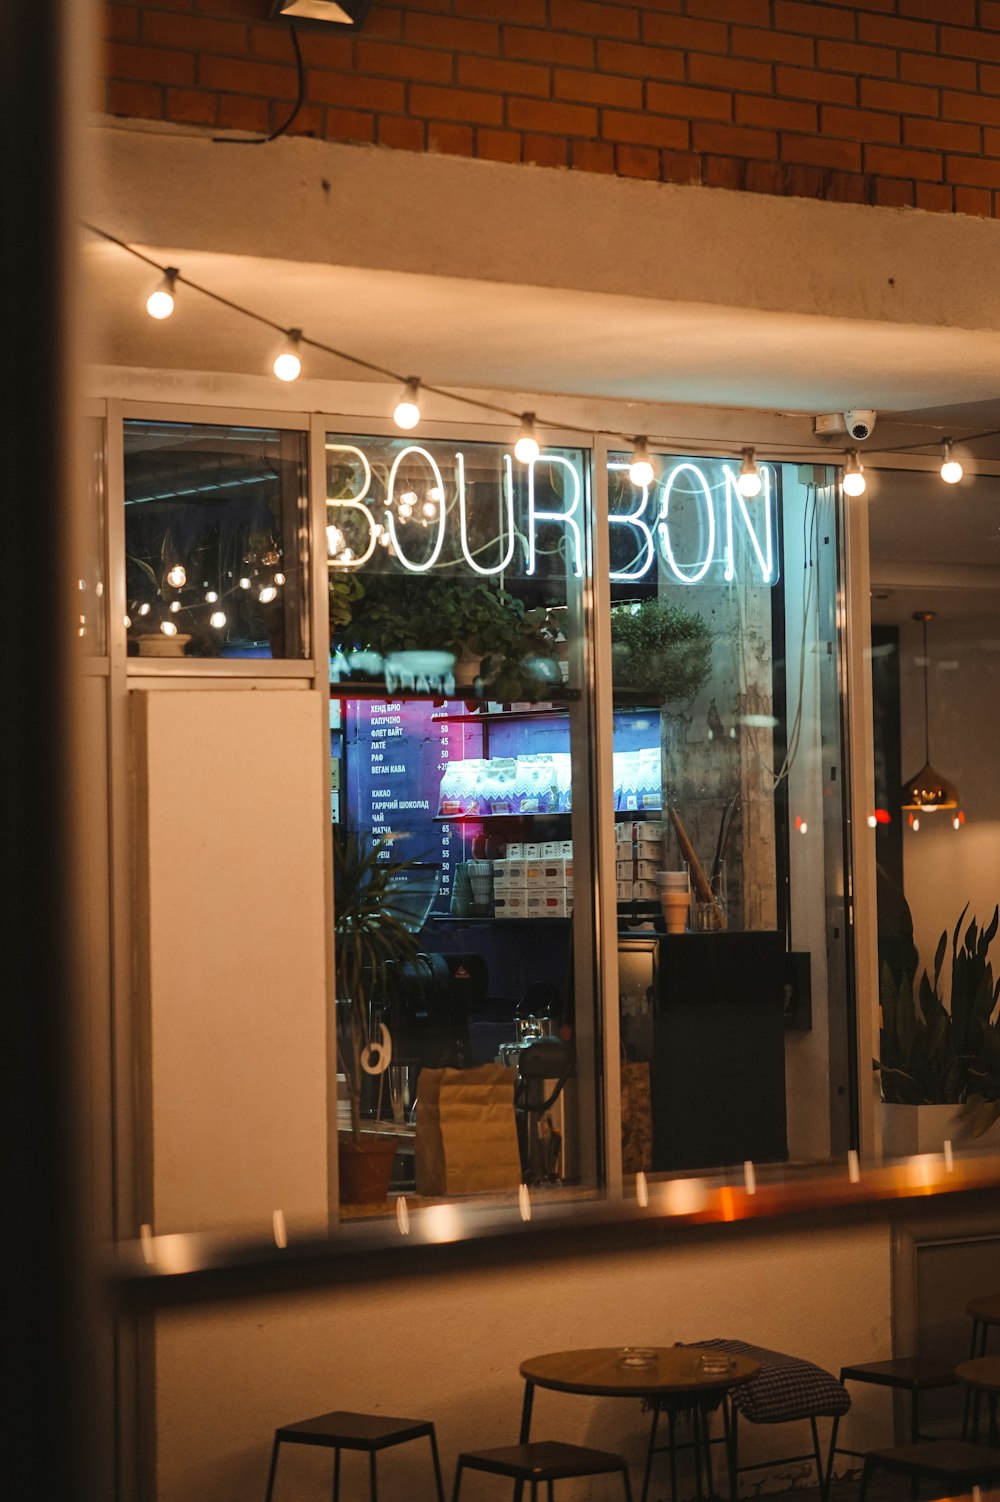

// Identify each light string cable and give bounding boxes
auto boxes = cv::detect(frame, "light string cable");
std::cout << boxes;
[213,23,306,145]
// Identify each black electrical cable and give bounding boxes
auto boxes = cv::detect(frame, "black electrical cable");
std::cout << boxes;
[212,24,305,145]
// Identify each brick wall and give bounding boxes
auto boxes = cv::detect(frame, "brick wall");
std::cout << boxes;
[104,0,1000,217]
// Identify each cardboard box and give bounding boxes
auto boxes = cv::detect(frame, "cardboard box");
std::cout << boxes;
[523,843,542,858]
[505,842,524,859]
[633,880,659,902]
[495,890,528,918]
[616,859,660,883]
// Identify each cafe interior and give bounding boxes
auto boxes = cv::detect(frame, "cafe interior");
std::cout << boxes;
[14,13,1000,1502]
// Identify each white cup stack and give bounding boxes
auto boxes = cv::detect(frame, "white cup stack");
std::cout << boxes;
[657,870,690,933]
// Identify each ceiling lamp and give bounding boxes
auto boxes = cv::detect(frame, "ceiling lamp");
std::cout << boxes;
[940,440,963,485]
[270,0,373,27]
[900,610,958,813]
[272,329,302,382]
[736,447,762,498]
[145,268,178,320]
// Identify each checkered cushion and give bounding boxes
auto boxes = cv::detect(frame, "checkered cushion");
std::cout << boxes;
[686,1339,851,1425]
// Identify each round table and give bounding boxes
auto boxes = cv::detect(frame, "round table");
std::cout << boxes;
[518,1347,761,1502]
[956,1356,1000,1445]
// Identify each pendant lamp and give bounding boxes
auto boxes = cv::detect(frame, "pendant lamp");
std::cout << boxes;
[900,610,958,812]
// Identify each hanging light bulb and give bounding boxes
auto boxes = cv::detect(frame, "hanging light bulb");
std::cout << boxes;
[205,590,218,604]
[258,584,278,604]
[628,437,655,488]
[736,447,762,498]
[422,500,437,518]
[145,267,178,320]
[900,610,959,812]
[168,600,181,613]
[160,619,178,637]
[842,449,867,496]
[165,564,187,588]
[272,328,302,382]
[210,610,227,629]
[393,377,421,430]
[239,576,251,590]
[940,440,963,485]
[273,572,285,586]
[400,488,418,509]
[514,413,540,464]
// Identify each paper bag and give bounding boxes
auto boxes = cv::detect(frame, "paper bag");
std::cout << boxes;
[415,1064,521,1196]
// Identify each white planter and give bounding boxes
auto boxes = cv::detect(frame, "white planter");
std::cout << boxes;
[881,1102,1000,1159]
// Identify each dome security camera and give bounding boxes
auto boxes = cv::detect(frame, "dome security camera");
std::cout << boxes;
[844,409,877,441]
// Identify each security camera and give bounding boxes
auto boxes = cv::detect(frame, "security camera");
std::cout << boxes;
[844,409,877,441]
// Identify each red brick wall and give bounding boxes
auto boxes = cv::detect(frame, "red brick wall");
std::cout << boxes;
[104,0,1000,217]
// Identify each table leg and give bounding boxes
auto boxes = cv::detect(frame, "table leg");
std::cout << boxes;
[640,1402,661,1502]
[701,1402,715,1500]
[519,1380,535,1444]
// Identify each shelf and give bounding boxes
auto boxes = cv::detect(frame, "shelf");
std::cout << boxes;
[431,699,581,723]
[433,810,572,822]
[428,915,572,925]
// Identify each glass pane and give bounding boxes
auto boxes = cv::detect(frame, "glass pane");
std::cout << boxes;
[870,468,1000,1135]
[78,414,107,655]
[609,452,852,1173]
[123,419,309,659]
[327,432,597,1205]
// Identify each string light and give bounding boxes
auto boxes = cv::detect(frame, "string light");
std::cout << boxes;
[258,584,277,603]
[628,437,654,488]
[736,447,762,498]
[940,440,963,485]
[210,610,226,628]
[272,329,302,382]
[842,449,867,496]
[90,224,993,501]
[160,620,178,637]
[165,564,186,588]
[393,378,421,431]
[514,413,540,464]
[145,267,178,320]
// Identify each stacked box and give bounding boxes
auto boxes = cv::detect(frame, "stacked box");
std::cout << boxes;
[615,858,661,883]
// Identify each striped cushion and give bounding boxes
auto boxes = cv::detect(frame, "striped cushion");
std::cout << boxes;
[686,1339,851,1424]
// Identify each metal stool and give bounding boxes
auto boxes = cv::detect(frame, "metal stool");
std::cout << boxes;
[264,1410,445,1502]
[826,1358,959,1481]
[452,1441,633,1502]
[957,1357,1000,1446]
[857,1439,1000,1501]
[965,1297,1000,1438]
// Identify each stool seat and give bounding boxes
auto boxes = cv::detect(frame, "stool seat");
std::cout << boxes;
[858,1438,1000,1502]
[968,1297,1000,1325]
[957,1358,1000,1393]
[265,1409,445,1502]
[453,1441,633,1500]
[840,1359,959,1392]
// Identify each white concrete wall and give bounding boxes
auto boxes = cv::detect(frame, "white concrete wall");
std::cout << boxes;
[898,614,1000,997]
[132,688,331,1237]
[153,1223,892,1502]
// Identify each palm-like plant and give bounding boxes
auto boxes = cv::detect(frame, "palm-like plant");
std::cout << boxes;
[333,830,421,1138]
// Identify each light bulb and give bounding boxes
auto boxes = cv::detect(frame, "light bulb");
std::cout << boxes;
[124,614,131,629]
[842,449,867,496]
[205,590,218,603]
[737,447,762,498]
[210,610,226,629]
[160,619,178,637]
[341,548,354,563]
[514,413,540,464]
[239,576,251,590]
[326,524,343,555]
[393,377,421,431]
[422,500,437,518]
[629,437,655,488]
[145,267,178,320]
[400,489,418,508]
[273,572,285,586]
[258,584,277,604]
[867,814,878,829]
[166,564,187,588]
[378,532,391,547]
[169,600,181,613]
[940,440,963,485]
[272,328,302,383]
[137,601,151,617]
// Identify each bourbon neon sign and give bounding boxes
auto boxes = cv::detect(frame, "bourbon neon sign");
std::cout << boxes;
[327,446,777,587]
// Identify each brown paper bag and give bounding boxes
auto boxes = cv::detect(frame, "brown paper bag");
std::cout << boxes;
[415,1064,521,1196]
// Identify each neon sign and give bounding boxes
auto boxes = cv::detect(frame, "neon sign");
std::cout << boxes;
[327,446,777,587]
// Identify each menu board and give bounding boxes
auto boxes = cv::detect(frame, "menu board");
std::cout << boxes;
[343,699,483,911]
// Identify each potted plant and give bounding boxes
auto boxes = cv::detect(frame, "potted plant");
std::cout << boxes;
[610,598,712,704]
[331,572,562,700]
[877,904,1000,1155]
[333,828,422,1202]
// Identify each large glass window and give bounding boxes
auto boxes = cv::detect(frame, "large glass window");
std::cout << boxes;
[123,419,309,659]
[609,452,853,1173]
[327,431,599,1205]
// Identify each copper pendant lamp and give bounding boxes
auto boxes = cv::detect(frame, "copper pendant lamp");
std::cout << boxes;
[900,610,958,812]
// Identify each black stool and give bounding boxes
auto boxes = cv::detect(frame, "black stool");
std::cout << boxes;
[452,1441,633,1502]
[965,1297,1000,1438]
[264,1410,445,1502]
[956,1357,1000,1446]
[827,1357,959,1482]
[857,1439,1000,1501]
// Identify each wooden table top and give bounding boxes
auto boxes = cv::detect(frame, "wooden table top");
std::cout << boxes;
[968,1296,1000,1325]
[519,1347,760,1397]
